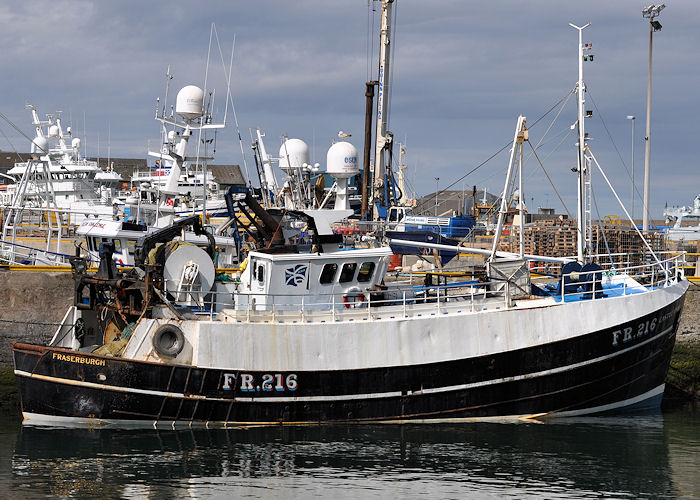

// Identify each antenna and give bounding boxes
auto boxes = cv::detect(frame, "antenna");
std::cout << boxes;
[107,121,111,171]
[569,21,591,264]
[163,65,173,118]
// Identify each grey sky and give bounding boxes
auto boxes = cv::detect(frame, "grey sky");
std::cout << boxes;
[1,1,698,218]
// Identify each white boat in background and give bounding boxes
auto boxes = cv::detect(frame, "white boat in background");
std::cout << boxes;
[76,216,239,268]
[664,194,700,242]
[0,105,123,224]
[75,73,238,267]
[117,78,229,229]
[0,106,125,265]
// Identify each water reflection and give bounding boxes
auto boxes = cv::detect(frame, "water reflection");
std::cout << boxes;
[7,410,698,499]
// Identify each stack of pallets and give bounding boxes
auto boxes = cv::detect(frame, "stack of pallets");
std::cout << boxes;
[501,221,666,274]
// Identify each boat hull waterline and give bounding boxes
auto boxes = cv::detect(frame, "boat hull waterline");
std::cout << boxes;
[12,285,686,427]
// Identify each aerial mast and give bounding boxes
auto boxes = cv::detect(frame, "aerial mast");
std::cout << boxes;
[372,0,394,220]
[569,22,591,264]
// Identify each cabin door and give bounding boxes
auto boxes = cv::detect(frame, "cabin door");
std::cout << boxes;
[250,259,270,296]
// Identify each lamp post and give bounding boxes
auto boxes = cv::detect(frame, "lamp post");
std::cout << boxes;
[642,3,665,232]
[434,177,440,216]
[626,115,635,221]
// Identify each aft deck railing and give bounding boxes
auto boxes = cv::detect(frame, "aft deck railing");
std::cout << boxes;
[163,252,685,322]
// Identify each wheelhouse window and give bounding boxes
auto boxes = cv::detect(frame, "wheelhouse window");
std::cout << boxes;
[320,263,338,284]
[257,264,265,284]
[339,263,357,283]
[357,262,375,283]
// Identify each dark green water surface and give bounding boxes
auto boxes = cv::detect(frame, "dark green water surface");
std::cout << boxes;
[0,407,697,499]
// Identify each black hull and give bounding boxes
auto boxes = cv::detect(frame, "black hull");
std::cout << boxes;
[13,294,685,426]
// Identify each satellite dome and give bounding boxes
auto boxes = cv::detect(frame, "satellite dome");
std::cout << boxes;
[31,135,49,154]
[176,85,205,120]
[278,139,310,172]
[326,141,359,178]
[71,138,81,149]
[48,125,59,137]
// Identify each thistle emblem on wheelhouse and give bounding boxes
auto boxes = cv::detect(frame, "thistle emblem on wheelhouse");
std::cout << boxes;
[285,264,308,286]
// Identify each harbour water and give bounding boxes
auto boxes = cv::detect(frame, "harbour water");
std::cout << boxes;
[0,406,697,498]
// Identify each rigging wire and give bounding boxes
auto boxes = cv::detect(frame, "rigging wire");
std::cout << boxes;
[213,31,253,188]
[587,144,664,271]
[386,0,398,131]
[193,23,216,216]
[367,1,376,82]
[0,124,26,162]
[589,180,616,269]
[0,111,48,154]
[523,126,575,185]
[411,90,575,215]
[527,140,574,221]
[530,88,576,152]
[587,88,644,204]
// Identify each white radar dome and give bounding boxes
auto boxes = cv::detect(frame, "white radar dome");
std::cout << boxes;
[31,135,49,154]
[71,138,81,149]
[176,85,205,120]
[48,125,59,137]
[278,139,310,172]
[326,141,359,178]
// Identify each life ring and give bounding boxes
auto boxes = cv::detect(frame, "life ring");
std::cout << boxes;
[152,324,185,358]
[342,289,365,309]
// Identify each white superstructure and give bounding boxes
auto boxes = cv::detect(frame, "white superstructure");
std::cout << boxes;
[0,105,123,224]
[664,194,700,241]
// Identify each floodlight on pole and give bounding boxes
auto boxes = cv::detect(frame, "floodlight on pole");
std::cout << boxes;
[641,4,664,232]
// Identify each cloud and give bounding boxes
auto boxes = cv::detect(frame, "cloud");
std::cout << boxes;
[0,1,697,217]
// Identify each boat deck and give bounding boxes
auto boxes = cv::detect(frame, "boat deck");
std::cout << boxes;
[213,273,672,325]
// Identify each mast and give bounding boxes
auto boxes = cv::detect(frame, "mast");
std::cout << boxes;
[361,81,377,219]
[397,141,408,206]
[372,0,394,220]
[569,22,591,264]
[255,128,279,202]
[488,115,527,262]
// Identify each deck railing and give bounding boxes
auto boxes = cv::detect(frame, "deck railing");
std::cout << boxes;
[162,252,685,322]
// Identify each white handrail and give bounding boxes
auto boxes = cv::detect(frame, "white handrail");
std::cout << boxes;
[159,253,684,322]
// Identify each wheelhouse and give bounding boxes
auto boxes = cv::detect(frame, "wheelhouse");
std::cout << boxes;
[235,247,393,311]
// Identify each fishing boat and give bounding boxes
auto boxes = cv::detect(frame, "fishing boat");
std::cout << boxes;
[11,126,688,425]
[11,196,688,427]
[11,11,689,426]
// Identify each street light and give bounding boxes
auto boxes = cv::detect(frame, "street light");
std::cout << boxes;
[642,3,665,232]
[626,115,635,221]
[434,177,440,216]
